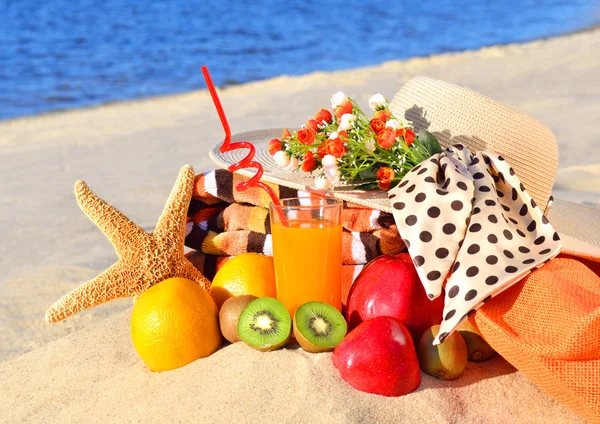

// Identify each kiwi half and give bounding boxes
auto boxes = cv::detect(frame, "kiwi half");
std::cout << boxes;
[293,302,347,353]
[237,297,291,352]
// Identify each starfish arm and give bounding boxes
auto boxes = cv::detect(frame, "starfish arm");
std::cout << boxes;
[181,258,212,292]
[154,165,195,246]
[45,260,137,323]
[75,180,147,257]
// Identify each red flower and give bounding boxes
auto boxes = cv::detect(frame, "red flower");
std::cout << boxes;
[306,119,319,132]
[301,150,317,172]
[338,130,348,140]
[377,167,395,191]
[376,127,396,149]
[297,128,316,145]
[314,108,333,124]
[396,128,415,146]
[373,110,391,122]
[316,144,327,159]
[325,138,347,158]
[334,99,353,120]
[282,128,292,140]
[370,118,386,134]
[376,167,395,182]
[267,138,283,155]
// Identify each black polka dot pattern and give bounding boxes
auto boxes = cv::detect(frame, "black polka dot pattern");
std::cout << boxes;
[467,244,480,254]
[415,193,427,202]
[436,248,449,259]
[427,207,440,218]
[386,147,561,345]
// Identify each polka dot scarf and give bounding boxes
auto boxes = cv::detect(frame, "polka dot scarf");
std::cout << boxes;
[388,144,562,345]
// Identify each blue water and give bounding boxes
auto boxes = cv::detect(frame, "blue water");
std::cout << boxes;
[1,0,599,121]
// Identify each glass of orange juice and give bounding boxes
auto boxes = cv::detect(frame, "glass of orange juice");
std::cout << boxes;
[269,197,343,316]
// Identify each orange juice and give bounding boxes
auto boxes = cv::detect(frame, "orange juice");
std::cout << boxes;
[271,219,342,316]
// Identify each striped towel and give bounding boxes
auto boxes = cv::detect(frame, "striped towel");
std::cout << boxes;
[185,170,406,265]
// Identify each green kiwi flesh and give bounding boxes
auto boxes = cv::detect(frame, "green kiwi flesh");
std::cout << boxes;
[237,297,291,352]
[219,295,258,344]
[417,325,468,380]
[293,301,347,353]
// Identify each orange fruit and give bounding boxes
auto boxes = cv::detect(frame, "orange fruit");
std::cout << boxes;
[210,253,276,309]
[130,277,221,372]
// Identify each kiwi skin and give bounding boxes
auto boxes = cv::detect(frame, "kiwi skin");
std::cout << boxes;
[417,325,468,380]
[293,302,347,353]
[219,295,258,344]
[457,320,496,362]
[237,297,292,352]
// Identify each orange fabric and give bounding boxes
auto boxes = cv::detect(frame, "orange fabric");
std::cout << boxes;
[472,255,600,423]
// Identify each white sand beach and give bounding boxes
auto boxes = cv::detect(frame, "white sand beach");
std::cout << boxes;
[0,28,599,423]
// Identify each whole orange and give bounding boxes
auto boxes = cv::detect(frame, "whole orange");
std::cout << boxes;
[210,253,276,309]
[130,277,221,372]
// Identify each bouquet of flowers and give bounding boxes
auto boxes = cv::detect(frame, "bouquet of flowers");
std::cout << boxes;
[268,91,442,190]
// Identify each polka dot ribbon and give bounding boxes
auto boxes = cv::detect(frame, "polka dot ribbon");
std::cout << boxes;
[388,144,562,345]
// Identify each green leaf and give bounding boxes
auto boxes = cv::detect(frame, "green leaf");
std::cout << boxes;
[418,130,442,156]
[358,168,378,180]
[355,182,380,191]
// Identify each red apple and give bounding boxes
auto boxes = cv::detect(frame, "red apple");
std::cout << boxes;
[332,316,420,396]
[346,253,444,342]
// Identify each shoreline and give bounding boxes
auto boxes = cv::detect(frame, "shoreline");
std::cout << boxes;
[1,25,600,364]
[2,20,600,126]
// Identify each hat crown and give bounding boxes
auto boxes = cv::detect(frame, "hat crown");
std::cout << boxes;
[389,76,559,213]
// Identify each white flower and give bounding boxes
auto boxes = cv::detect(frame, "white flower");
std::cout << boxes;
[321,154,338,167]
[284,156,299,171]
[328,131,339,140]
[314,175,331,190]
[324,166,340,187]
[338,113,356,131]
[325,165,340,179]
[365,139,376,151]
[320,155,340,188]
[330,91,348,108]
[385,119,401,130]
[273,151,290,168]
[368,93,387,111]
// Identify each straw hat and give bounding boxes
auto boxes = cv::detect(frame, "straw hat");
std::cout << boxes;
[210,76,600,259]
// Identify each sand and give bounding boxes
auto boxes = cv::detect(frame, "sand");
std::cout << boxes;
[0,27,599,422]
[0,310,585,424]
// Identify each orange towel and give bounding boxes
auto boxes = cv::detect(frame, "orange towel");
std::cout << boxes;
[473,255,600,423]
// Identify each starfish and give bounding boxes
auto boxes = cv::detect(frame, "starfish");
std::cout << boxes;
[46,165,211,323]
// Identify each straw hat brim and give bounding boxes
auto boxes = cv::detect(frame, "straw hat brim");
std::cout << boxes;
[209,128,600,259]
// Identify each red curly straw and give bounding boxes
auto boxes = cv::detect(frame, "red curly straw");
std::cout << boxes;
[201,66,283,212]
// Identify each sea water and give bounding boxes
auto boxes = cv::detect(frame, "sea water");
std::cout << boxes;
[1,0,599,120]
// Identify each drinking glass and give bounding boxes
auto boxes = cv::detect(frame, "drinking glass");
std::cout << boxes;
[269,197,343,316]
